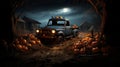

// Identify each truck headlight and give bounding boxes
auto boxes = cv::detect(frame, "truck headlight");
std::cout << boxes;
[36,29,39,33]
[52,30,56,34]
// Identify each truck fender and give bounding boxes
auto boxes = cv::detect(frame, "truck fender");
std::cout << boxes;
[57,31,64,36]
[73,29,78,32]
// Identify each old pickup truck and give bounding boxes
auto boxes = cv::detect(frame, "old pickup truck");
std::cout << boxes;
[36,16,79,43]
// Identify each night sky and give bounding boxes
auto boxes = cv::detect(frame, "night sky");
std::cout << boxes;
[16,0,101,28]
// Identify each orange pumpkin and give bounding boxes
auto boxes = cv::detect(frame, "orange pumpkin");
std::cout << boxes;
[92,47,99,53]
[80,47,86,54]
[36,40,41,44]
[29,34,36,40]
[91,41,98,47]
[95,34,99,39]
[31,40,36,45]
[15,39,20,44]
[27,43,32,47]
[16,44,23,49]
[22,45,28,50]
[73,45,78,49]
[22,39,27,44]
[73,48,79,54]
[85,33,91,37]
[74,42,79,46]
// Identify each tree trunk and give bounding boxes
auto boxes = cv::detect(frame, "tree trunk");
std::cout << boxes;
[0,1,14,52]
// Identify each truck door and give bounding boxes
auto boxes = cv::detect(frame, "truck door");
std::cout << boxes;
[64,21,72,36]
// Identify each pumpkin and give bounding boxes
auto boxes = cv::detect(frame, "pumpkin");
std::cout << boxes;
[73,48,79,54]
[36,40,41,44]
[82,37,92,42]
[14,41,19,45]
[73,45,78,49]
[95,38,99,41]
[22,45,28,50]
[27,43,32,47]
[16,44,23,49]
[95,34,99,39]
[21,39,27,45]
[92,47,99,53]
[15,39,19,44]
[34,37,38,40]
[31,40,36,45]
[85,33,91,37]
[79,47,86,54]
[86,45,92,49]
[29,34,36,40]
[75,42,79,46]
[91,41,98,47]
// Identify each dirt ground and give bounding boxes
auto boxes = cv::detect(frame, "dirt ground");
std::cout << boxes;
[0,32,119,67]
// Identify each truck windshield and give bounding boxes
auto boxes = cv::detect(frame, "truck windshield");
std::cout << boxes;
[48,20,65,26]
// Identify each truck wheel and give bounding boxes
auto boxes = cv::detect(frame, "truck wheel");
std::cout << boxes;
[73,32,78,37]
[73,29,78,37]
[57,36,64,43]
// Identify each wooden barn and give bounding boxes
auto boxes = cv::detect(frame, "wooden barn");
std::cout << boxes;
[16,16,41,36]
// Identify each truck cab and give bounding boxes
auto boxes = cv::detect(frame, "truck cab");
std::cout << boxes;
[47,16,73,36]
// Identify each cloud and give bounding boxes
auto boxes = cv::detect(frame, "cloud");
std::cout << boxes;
[17,2,101,28]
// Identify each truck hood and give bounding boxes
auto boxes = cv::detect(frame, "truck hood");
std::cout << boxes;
[45,26,65,31]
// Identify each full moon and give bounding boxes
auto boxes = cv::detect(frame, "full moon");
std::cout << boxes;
[63,8,70,13]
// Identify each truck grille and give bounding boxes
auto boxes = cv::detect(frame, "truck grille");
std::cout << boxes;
[42,30,51,36]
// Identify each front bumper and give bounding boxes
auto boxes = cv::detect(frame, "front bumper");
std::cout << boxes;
[38,34,58,44]
[40,34,56,39]
[36,33,57,39]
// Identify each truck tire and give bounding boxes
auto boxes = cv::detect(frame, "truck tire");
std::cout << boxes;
[73,29,79,37]
[57,35,64,43]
